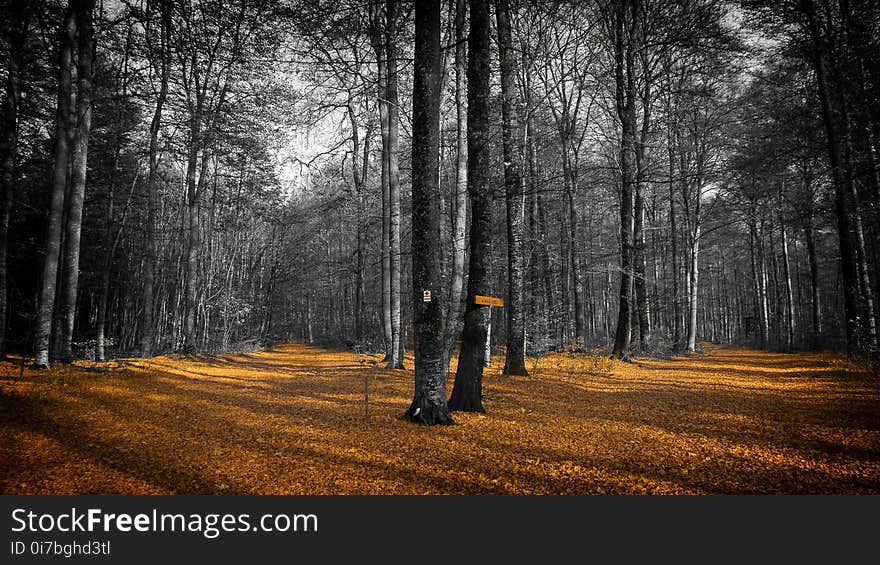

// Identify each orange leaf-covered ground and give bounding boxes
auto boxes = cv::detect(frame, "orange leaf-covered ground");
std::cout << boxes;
[1,343,878,494]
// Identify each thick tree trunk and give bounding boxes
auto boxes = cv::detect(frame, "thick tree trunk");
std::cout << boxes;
[34,2,77,368]
[0,0,26,358]
[802,0,862,353]
[404,0,453,425]
[56,0,96,362]
[610,0,639,360]
[449,0,490,413]
[496,0,528,375]
[386,0,404,369]
[443,0,468,366]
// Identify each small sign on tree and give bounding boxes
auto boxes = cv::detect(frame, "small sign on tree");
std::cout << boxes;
[423,290,432,303]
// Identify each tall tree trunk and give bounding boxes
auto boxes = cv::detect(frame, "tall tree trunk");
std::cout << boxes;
[443,0,468,366]
[56,0,96,362]
[566,165,587,346]
[610,0,640,360]
[781,223,795,350]
[449,0,490,413]
[531,122,556,347]
[0,0,27,358]
[804,209,822,348]
[405,0,453,425]
[141,0,170,357]
[669,136,681,349]
[496,0,528,375]
[184,129,201,353]
[368,4,393,360]
[34,2,77,368]
[634,81,652,352]
[802,0,862,353]
[347,104,368,344]
[749,209,769,348]
[686,224,700,352]
[386,0,404,368]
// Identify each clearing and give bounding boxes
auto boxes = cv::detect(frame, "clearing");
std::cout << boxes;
[1,343,878,494]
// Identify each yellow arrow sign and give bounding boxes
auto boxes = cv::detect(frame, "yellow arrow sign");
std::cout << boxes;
[474,295,504,307]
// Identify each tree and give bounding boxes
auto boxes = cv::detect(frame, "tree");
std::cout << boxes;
[139,0,171,357]
[497,0,528,375]
[33,0,77,368]
[56,0,96,361]
[442,0,468,367]
[404,0,453,425]
[0,0,29,358]
[607,0,641,361]
[449,0,491,413]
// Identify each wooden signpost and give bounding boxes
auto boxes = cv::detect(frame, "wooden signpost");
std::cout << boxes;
[474,294,504,307]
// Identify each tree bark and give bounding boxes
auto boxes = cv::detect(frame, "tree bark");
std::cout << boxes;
[386,0,404,368]
[449,0,490,413]
[610,0,640,360]
[368,3,393,361]
[634,80,652,352]
[0,0,27,358]
[686,223,700,352]
[781,223,795,350]
[496,0,528,375]
[804,208,822,348]
[669,129,681,349]
[443,0,468,366]
[404,0,453,424]
[34,2,77,368]
[56,0,96,362]
[802,0,862,353]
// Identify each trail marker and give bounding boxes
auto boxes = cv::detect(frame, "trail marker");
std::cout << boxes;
[423,290,432,303]
[474,295,504,307]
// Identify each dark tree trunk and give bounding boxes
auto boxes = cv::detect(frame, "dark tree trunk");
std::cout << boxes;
[449,0,490,413]
[404,0,453,425]
[0,0,27,357]
[802,0,862,353]
[56,0,96,362]
[496,0,528,376]
[804,209,822,348]
[610,0,640,360]
[34,2,77,368]
[183,122,201,353]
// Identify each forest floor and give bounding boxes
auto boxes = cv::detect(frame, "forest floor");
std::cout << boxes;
[1,343,878,494]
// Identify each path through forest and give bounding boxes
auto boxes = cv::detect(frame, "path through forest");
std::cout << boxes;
[1,344,878,494]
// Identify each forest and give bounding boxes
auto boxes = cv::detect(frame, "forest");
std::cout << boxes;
[0,0,878,495]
